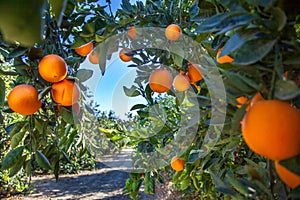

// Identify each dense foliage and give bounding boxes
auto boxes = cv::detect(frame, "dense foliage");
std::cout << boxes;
[0,0,300,199]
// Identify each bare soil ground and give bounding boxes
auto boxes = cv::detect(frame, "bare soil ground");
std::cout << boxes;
[6,149,187,200]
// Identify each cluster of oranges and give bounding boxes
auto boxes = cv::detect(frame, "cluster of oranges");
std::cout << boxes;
[148,63,203,94]
[75,41,99,65]
[239,92,300,189]
[7,41,102,116]
[118,24,183,63]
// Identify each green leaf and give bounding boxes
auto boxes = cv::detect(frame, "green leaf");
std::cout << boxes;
[130,104,147,111]
[279,155,300,176]
[222,70,258,93]
[34,118,46,134]
[274,80,300,100]
[5,121,26,136]
[25,160,31,176]
[0,77,5,106]
[35,150,51,170]
[145,84,153,104]
[0,69,19,76]
[233,38,276,65]
[10,131,26,149]
[8,47,28,58]
[221,30,260,57]
[144,172,155,194]
[196,12,256,34]
[76,69,93,82]
[270,7,287,31]
[96,40,108,75]
[49,0,67,25]
[180,178,190,190]
[1,146,24,169]
[230,104,247,134]
[80,22,96,37]
[60,107,74,124]
[188,149,205,163]
[123,85,141,97]
[195,12,234,33]
[226,172,250,196]
[38,86,51,101]
[61,150,72,164]
[0,0,45,47]
[9,155,26,177]
[210,173,238,196]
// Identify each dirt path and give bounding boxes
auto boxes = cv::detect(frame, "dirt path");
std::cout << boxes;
[8,149,156,200]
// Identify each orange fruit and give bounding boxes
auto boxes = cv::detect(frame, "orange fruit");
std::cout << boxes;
[38,54,68,83]
[275,161,300,189]
[187,63,203,83]
[171,157,185,172]
[216,48,234,64]
[75,41,93,56]
[51,79,81,106]
[88,49,99,64]
[241,100,300,160]
[284,71,289,79]
[246,92,264,111]
[165,24,181,41]
[173,74,190,92]
[236,96,248,108]
[119,48,133,62]
[127,26,137,39]
[149,68,173,93]
[8,84,42,115]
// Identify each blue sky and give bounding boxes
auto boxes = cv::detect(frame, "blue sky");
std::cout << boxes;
[81,0,147,119]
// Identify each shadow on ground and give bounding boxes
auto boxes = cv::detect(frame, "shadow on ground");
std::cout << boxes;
[16,161,155,200]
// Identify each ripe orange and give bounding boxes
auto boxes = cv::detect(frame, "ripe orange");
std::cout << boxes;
[275,161,300,189]
[173,74,190,92]
[187,63,203,83]
[216,48,234,64]
[51,79,80,106]
[171,157,185,172]
[236,96,248,108]
[38,54,68,83]
[88,49,99,64]
[149,68,173,93]
[165,24,181,41]
[247,92,264,111]
[241,100,300,160]
[127,26,137,39]
[75,41,93,56]
[8,84,42,115]
[119,48,133,62]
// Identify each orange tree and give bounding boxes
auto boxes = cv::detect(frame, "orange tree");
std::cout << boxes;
[93,0,300,199]
[1,0,300,199]
[0,0,100,196]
